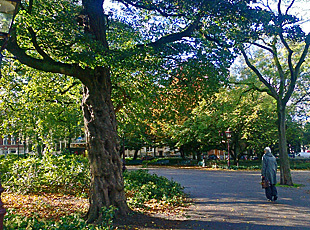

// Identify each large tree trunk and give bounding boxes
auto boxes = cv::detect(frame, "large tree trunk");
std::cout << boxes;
[277,101,293,186]
[82,67,129,223]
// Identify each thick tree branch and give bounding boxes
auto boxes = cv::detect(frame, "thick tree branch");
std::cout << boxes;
[44,99,76,105]
[231,81,270,94]
[6,36,93,84]
[294,34,310,75]
[249,39,286,96]
[278,31,294,78]
[28,27,54,62]
[285,0,295,15]
[139,18,201,48]
[271,41,286,98]
[59,81,80,95]
[200,31,231,48]
[284,34,310,103]
[251,42,274,54]
[277,0,282,15]
[239,46,279,99]
[294,91,310,105]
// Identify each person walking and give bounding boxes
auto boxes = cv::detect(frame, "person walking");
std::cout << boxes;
[261,147,278,202]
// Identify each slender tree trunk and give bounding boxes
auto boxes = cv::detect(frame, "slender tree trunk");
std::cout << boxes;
[180,146,186,159]
[231,135,239,165]
[277,101,293,186]
[133,149,138,160]
[197,153,202,161]
[120,142,125,157]
[82,67,129,223]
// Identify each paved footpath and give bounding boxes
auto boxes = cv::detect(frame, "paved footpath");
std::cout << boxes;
[143,167,310,230]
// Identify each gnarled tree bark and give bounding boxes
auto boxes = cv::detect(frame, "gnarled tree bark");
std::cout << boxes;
[81,67,130,222]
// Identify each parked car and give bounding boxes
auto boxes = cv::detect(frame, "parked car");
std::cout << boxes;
[295,152,310,159]
[141,155,154,161]
[250,156,259,161]
[207,154,219,160]
[240,155,248,160]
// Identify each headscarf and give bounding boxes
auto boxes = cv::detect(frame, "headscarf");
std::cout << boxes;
[264,147,271,153]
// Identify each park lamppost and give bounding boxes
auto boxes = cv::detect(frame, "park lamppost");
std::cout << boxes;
[0,1,21,229]
[225,128,232,169]
[0,0,20,70]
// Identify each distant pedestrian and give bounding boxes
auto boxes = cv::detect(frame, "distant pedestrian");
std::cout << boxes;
[261,147,278,202]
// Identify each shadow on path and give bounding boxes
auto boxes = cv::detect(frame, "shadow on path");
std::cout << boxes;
[143,167,310,230]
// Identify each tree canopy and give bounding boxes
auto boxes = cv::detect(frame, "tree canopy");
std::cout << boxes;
[2,0,308,222]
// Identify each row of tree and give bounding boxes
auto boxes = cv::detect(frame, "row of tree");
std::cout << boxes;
[1,66,309,160]
[1,64,309,161]
[0,66,83,155]
[119,77,310,162]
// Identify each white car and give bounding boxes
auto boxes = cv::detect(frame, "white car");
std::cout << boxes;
[295,152,310,158]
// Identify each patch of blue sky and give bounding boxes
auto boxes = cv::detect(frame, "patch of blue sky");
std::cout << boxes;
[252,0,310,33]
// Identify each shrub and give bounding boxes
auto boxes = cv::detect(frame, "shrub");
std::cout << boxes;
[1,155,186,227]
[123,169,185,208]
[2,154,90,197]
[0,155,21,181]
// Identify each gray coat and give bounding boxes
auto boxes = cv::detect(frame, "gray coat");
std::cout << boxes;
[261,151,277,185]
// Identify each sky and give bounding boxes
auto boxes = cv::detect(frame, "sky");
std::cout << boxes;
[255,0,310,33]
[103,0,310,33]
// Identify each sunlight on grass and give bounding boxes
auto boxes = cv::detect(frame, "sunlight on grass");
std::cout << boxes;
[275,183,304,188]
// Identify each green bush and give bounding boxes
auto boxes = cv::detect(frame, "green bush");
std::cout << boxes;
[0,155,21,181]
[289,159,310,170]
[1,155,186,227]
[2,154,90,197]
[123,169,185,207]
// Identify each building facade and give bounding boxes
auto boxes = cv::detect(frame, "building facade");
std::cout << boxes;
[0,135,25,155]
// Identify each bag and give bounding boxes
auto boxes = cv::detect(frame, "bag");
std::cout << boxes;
[261,178,270,189]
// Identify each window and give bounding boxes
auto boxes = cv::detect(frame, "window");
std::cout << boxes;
[11,135,16,145]
[3,135,8,145]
